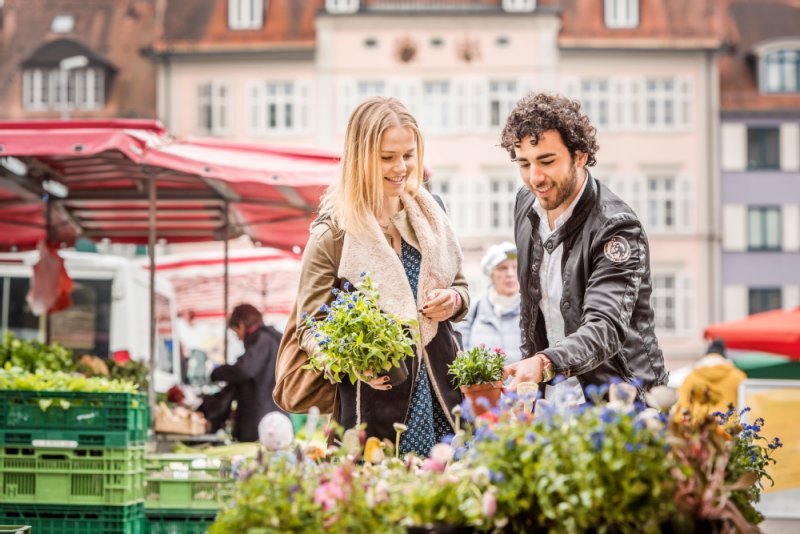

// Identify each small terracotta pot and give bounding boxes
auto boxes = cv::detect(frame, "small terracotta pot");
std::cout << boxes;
[460,381,503,416]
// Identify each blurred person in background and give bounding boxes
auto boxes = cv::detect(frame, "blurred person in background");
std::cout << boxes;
[208,304,284,441]
[456,241,522,363]
[677,339,746,416]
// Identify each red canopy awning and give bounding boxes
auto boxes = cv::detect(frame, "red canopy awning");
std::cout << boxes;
[704,307,800,360]
[0,120,340,252]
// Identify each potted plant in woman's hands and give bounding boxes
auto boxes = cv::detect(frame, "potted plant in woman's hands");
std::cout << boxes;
[303,273,418,387]
[448,346,506,416]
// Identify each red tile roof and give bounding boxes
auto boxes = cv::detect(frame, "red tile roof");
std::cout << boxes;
[720,0,800,112]
[0,0,158,119]
[154,0,321,54]
[558,0,728,49]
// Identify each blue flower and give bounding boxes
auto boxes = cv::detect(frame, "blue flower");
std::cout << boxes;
[360,271,367,277]
[320,304,330,313]
[590,430,604,451]
[343,281,351,291]
[347,303,354,309]
[525,431,536,444]
[489,470,505,484]
[302,311,308,320]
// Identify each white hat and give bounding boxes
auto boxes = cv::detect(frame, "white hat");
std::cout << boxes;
[480,241,517,276]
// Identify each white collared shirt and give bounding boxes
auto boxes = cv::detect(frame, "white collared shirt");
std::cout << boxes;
[532,173,588,406]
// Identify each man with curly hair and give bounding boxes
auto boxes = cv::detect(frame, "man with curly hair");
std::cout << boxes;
[502,92,667,404]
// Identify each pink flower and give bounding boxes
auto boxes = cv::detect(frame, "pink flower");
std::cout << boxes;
[421,458,446,472]
[314,482,345,511]
[482,490,497,517]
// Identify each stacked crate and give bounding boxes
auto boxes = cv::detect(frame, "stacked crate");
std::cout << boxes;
[0,390,149,534]
[143,453,233,533]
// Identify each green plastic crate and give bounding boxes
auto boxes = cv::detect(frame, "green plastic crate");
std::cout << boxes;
[145,474,232,510]
[0,527,31,533]
[145,454,229,478]
[145,509,218,534]
[0,503,145,534]
[0,445,145,506]
[0,391,149,448]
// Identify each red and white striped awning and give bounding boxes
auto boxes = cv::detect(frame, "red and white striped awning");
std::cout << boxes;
[147,247,302,320]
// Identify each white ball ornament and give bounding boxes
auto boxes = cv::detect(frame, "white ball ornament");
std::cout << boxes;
[258,411,294,451]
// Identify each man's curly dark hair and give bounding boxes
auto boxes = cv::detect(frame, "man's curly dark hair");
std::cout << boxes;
[500,93,599,167]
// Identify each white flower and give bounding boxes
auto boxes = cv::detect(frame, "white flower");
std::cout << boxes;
[430,443,454,464]
[644,385,678,411]
[471,465,491,486]
[258,412,294,451]
[637,408,664,431]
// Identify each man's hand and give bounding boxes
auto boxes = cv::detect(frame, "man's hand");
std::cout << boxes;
[504,355,544,392]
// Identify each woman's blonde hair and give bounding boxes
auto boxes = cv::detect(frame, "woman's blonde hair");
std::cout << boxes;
[317,97,424,237]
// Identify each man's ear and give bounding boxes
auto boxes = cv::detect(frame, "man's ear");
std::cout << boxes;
[574,150,588,169]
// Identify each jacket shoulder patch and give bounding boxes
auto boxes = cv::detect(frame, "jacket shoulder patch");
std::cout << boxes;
[603,235,631,263]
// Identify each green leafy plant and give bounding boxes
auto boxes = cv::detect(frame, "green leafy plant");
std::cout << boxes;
[467,383,677,533]
[668,401,782,532]
[303,273,418,385]
[447,345,506,388]
[0,365,139,394]
[0,331,74,372]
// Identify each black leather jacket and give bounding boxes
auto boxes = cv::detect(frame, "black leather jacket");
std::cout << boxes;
[514,173,668,396]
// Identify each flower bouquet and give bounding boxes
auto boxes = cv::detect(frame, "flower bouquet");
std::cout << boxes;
[304,273,418,386]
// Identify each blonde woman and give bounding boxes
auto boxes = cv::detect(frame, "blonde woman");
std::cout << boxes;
[294,97,469,456]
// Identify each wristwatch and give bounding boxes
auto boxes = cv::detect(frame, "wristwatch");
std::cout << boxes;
[537,354,555,383]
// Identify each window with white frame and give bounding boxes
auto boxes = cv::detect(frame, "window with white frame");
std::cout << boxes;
[580,79,609,128]
[489,80,517,128]
[651,273,692,335]
[22,67,105,111]
[326,0,359,14]
[249,81,308,135]
[197,82,230,135]
[502,0,536,13]
[604,0,638,29]
[645,78,676,128]
[357,81,385,99]
[748,288,782,315]
[747,206,781,251]
[488,175,519,234]
[761,49,800,93]
[228,0,264,30]
[646,176,676,231]
[421,81,451,133]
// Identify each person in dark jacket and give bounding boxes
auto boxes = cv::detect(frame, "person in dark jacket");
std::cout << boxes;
[501,92,667,403]
[210,304,283,441]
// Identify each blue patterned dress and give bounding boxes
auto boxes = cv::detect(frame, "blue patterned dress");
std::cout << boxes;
[398,239,453,457]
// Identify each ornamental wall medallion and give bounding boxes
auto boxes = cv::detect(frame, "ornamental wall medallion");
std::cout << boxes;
[456,36,481,63]
[394,36,418,63]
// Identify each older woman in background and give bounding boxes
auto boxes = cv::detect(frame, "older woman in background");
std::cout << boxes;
[456,241,522,363]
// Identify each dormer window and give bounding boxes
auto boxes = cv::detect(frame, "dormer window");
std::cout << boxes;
[761,48,800,93]
[604,0,638,29]
[228,0,264,30]
[502,0,535,13]
[326,0,359,14]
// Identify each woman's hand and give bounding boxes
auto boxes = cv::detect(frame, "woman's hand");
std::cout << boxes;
[361,370,392,391]
[420,288,460,321]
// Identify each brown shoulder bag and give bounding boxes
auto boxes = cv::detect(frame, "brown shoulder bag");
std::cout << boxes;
[273,224,342,415]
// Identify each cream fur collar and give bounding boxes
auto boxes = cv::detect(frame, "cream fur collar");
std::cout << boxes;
[338,189,462,347]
